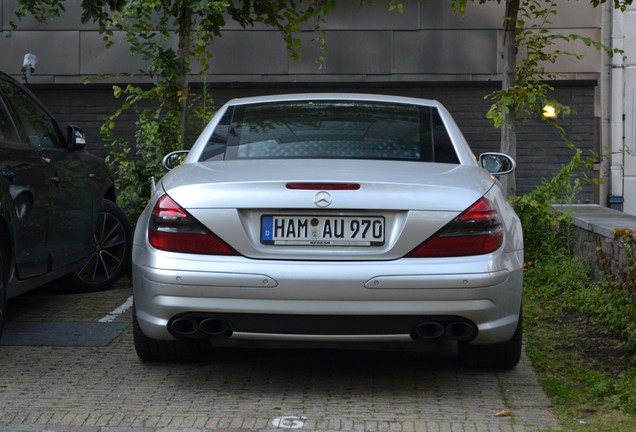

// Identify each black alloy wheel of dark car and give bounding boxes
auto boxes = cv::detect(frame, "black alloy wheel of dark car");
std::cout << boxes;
[0,230,7,337]
[0,254,6,337]
[61,199,132,292]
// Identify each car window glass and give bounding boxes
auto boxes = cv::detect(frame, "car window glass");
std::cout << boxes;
[199,108,233,161]
[203,101,459,164]
[0,101,19,144]
[0,80,64,149]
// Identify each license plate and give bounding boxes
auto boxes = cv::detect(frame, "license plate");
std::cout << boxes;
[261,215,385,246]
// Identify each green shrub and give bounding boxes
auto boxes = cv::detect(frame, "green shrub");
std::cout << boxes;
[518,150,636,426]
[512,148,586,261]
[105,85,213,225]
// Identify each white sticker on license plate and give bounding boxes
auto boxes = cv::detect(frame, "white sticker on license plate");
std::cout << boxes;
[261,215,385,246]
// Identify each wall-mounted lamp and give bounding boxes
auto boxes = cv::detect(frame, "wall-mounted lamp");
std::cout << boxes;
[541,104,558,120]
[21,53,38,84]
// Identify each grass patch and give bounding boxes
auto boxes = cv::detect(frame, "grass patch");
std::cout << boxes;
[524,253,636,431]
[510,150,636,430]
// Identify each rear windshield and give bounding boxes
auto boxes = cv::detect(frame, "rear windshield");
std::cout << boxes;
[200,100,459,164]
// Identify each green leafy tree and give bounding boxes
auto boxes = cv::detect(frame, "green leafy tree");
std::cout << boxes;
[386,0,630,195]
[12,0,336,220]
[450,0,631,195]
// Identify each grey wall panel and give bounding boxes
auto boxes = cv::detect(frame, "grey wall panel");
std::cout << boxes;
[290,31,392,75]
[531,1,601,28]
[418,0,599,30]
[393,30,498,74]
[420,0,504,30]
[208,31,289,75]
[2,1,96,30]
[0,0,602,83]
[547,29,602,73]
[80,32,150,75]
[513,28,602,74]
[322,1,419,30]
[0,31,80,76]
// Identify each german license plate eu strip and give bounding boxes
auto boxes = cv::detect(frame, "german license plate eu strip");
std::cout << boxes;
[261,215,385,246]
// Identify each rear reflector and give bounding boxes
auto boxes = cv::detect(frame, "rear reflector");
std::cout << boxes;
[148,194,238,255]
[286,183,360,190]
[407,197,504,257]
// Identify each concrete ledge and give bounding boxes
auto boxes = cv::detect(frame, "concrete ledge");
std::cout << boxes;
[553,204,636,283]
[554,204,636,239]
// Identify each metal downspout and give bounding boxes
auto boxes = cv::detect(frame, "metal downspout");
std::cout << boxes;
[610,6,625,210]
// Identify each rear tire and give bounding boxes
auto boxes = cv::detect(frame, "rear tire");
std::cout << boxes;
[0,250,7,338]
[458,310,523,370]
[61,199,132,292]
[133,305,201,362]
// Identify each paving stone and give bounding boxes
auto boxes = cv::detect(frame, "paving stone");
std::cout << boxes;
[0,280,561,432]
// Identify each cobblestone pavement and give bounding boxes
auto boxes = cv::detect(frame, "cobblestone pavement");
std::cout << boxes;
[0,279,561,432]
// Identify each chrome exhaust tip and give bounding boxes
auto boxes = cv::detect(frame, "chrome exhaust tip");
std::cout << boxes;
[200,318,232,337]
[170,317,199,336]
[414,322,446,339]
[445,321,476,341]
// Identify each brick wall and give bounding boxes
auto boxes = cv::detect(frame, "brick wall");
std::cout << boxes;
[30,81,596,199]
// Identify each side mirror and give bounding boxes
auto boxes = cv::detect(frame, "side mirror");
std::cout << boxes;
[67,125,86,151]
[479,152,516,175]
[162,150,190,171]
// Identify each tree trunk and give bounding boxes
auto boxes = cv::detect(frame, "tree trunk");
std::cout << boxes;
[501,0,520,197]
[177,6,193,149]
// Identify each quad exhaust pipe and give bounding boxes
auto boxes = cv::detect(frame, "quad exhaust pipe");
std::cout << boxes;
[170,317,199,336]
[413,320,476,341]
[169,317,232,339]
[169,316,475,342]
[199,318,230,336]
[413,322,445,339]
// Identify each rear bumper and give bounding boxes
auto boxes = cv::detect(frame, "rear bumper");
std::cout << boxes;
[132,246,523,346]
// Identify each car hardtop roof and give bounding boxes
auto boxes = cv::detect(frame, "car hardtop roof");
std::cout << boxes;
[0,71,25,86]
[225,93,442,108]
[0,70,60,120]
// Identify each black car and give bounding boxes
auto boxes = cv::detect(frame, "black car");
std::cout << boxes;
[0,71,132,336]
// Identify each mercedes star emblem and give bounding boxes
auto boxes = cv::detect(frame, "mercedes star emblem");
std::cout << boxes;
[313,191,332,208]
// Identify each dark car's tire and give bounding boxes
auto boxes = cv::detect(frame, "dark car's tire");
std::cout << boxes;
[133,305,201,362]
[61,199,132,292]
[0,249,7,338]
[458,310,523,370]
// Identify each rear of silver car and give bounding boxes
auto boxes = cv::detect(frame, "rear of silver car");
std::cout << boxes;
[132,94,524,368]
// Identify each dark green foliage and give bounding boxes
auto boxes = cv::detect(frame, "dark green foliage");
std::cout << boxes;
[518,151,636,424]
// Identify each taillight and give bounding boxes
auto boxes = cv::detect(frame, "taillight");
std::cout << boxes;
[148,194,238,255]
[407,197,504,257]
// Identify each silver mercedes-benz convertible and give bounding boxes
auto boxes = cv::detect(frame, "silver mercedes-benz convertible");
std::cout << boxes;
[132,93,523,369]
